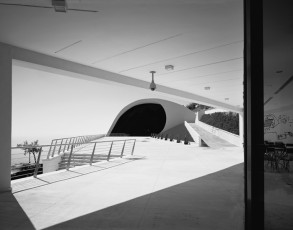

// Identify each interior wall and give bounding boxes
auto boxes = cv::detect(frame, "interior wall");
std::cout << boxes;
[264,108,293,144]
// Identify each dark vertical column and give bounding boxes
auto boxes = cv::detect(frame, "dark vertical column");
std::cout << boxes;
[244,0,264,229]
[0,43,12,192]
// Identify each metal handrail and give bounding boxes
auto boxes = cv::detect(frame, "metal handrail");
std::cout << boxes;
[65,139,136,170]
[47,134,104,158]
[11,137,137,179]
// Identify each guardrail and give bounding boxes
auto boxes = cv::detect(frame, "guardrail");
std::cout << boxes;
[47,134,104,159]
[64,139,136,170]
[11,137,136,180]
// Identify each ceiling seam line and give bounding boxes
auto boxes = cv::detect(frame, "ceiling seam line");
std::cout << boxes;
[91,33,184,64]
[54,40,82,54]
[158,69,243,84]
[163,77,243,86]
[156,57,243,76]
[118,40,244,73]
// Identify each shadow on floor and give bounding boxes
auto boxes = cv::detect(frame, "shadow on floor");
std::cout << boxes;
[0,192,35,229]
[45,163,244,230]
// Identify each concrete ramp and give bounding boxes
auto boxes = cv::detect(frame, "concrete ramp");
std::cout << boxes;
[188,123,236,149]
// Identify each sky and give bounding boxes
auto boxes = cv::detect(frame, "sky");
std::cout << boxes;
[12,64,189,146]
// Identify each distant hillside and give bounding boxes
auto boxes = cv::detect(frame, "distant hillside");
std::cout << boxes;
[200,112,239,135]
[186,102,213,112]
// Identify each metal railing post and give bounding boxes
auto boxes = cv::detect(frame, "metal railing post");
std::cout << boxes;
[74,137,77,147]
[51,139,58,157]
[58,139,64,154]
[34,147,43,178]
[47,140,54,159]
[66,145,74,170]
[131,139,136,155]
[71,137,75,148]
[63,138,68,152]
[89,142,97,166]
[107,142,114,161]
[120,140,126,158]
[67,138,72,151]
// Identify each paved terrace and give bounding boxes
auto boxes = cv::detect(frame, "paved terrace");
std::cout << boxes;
[1,137,244,230]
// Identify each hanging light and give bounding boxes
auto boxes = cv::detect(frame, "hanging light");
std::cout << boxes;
[149,71,156,91]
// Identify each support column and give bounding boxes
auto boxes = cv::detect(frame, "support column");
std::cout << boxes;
[244,0,264,229]
[0,43,12,192]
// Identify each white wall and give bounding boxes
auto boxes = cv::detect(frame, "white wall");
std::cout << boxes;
[107,98,195,135]
[264,107,293,144]
[42,154,63,173]
[184,122,201,146]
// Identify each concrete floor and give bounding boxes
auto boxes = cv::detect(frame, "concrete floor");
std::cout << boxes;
[1,137,244,230]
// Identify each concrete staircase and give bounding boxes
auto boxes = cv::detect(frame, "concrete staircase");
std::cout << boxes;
[188,123,236,148]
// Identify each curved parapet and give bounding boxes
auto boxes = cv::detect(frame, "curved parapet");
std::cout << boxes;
[107,98,195,136]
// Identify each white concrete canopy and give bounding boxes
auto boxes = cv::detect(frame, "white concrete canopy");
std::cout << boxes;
[0,0,244,108]
[10,44,243,113]
[0,0,245,191]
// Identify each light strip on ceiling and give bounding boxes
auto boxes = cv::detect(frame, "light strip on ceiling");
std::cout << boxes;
[274,75,293,94]
[264,75,293,105]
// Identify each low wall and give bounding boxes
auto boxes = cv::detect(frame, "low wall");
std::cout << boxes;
[184,122,201,146]
[42,153,63,173]
[196,120,241,147]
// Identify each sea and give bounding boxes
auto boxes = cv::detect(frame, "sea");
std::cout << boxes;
[11,136,52,166]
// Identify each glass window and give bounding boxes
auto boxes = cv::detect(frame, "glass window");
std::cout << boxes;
[264,0,293,229]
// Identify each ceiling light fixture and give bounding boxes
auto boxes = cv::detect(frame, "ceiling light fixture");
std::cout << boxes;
[165,65,174,71]
[52,0,67,12]
[0,1,98,13]
[149,71,156,91]
[225,98,229,101]
[204,86,210,90]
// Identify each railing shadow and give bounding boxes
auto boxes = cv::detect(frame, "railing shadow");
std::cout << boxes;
[44,163,244,230]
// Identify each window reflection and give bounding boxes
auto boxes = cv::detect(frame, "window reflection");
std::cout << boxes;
[264,0,293,229]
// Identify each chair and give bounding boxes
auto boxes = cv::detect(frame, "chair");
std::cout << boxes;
[264,142,277,170]
[274,142,286,170]
[281,144,293,171]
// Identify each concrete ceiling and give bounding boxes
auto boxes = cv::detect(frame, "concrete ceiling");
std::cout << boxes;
[0,0,245,109]
[263,0,293,112]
